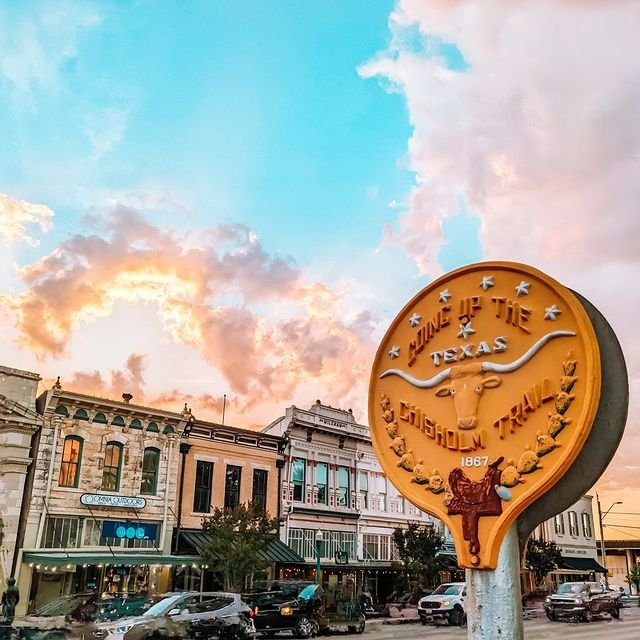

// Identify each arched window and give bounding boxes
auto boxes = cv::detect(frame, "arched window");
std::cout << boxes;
[59,437,83,487]
[162,425,175,435]
[73,408,89,421]
[102,442,123,491]
[147,422,159,433]
[54,404,69,416]
[141,448,160,495]
[93,412,108,424]
[130,418,143,430]
[112,415,126,427]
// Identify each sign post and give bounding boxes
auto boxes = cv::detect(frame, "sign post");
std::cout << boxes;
[368,261,624,638]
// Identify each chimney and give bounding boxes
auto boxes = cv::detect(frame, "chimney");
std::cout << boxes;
[122,393,133,404]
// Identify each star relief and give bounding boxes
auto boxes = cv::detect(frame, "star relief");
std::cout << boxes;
[389,346,400,359]
[544,305,561,321]
[515,280,530,297]
[457,321,476,340]
[409,312,421,327]
[439,289,452,303]
[480,276,494,291]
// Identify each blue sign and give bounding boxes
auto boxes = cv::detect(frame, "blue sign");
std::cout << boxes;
[101,521,158,541]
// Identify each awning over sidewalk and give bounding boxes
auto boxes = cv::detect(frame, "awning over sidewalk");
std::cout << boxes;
[179,531,304,565]
[558,556,607,573]
[23,551,201,567]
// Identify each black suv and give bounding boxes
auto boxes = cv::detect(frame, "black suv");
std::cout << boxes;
[544,581,621,622]
[245,581,323,638]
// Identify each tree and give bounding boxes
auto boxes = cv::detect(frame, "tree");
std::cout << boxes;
[392,522,445,586]
[525,537,563,588]
[627,563,640,596]
[200,503,282,591]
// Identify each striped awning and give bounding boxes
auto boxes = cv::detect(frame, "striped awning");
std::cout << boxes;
[179,531,304,564]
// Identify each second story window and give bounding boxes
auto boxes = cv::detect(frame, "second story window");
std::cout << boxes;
[252,469,268,511]
[102,442,123,492]
[338,466,350,507]
[59,437,83,488]
[224,465,242,510]
[316,463,328,505]
[581,512,592,538]
[140,448,160,495]
[358,471,368,510]
[554,513,565,535]
[568,511,578,536]
[193,461,213,513]
[292,458,306,502]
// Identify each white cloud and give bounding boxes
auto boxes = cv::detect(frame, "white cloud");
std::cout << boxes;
[0,193,54,246]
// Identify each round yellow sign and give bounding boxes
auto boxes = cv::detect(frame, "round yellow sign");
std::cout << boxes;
[369,262,601,569]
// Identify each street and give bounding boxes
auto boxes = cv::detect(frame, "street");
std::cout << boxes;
[363,606,640,639]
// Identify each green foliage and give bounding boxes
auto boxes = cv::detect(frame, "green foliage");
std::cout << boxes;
[525,537,563,587]
[200,503,281,591]
[627,563,640,596]
[392,523,445,584]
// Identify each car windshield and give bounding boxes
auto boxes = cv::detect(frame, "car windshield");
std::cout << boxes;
[556,583,586,595]
[142,594,185,618]
[431,584,462,596]
[32,595,95,617]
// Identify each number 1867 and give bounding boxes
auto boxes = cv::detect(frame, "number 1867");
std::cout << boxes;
[461,456,488,467]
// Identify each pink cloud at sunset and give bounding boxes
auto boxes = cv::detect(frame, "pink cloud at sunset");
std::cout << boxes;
[2,206,378,420]
[360,0,640,526]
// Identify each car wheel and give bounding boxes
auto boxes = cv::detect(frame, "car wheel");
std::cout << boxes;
[294,615,314,639]
[546,610,557,621]
[582,607,593,623]
[420,617,428,626]
[346,614,365,635]
[449,606,465,627]
[612,605,621,619]
[234,617,255,639]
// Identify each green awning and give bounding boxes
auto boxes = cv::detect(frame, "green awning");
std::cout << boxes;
[560,556,607,573]
[23,551,201,568]
[179,531,304,564]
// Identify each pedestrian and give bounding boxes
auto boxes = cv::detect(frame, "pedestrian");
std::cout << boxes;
[1,578,20,624]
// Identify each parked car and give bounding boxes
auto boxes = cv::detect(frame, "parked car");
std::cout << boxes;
[544,581,621,622]
[417,582,466,627]
[91,591,255,639]
[8,592,151,639]
[244,581,323,638]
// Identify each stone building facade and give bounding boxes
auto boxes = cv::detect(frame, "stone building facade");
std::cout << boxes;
[263,401,445,603]
[0,366,43,593]
[15,382,195,613]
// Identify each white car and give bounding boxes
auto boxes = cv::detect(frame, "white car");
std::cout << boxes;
[417,582,466,626]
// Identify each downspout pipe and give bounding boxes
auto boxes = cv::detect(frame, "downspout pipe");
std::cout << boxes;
[173,442,192,554]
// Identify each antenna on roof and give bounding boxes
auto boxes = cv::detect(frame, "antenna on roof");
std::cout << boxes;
[222,394,227,426]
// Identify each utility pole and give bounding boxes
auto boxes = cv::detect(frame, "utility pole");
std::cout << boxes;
[596,493,622,590]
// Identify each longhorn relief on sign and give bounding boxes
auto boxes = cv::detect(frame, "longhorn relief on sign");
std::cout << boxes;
[380,330,575,431]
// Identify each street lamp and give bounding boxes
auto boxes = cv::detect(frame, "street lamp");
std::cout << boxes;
[596,493,622,590]
[315,530,323,585]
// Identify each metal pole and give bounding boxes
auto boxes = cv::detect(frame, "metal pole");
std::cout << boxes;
[315,532,323,585]
[466,524,524,640]
[596,493,609,589]
[222,394,227,426]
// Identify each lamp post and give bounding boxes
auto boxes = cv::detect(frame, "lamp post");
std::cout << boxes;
[596,493,622,590]
[315,530,323,585]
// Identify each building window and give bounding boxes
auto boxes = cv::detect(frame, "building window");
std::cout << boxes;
[568,511,578,536]
[130,418,143,430]
[377,475,387,511]
[358,471,368,510]
[252,469,268,511]
[140,448,160,495]
[54,404,69,416]
[554,513,565,535]
[93,412,107,424]
[292,458,306,502]
[338,467,350,507]
[112,415,125,427]
[102,442,123,491]
[224,465,242,510]
[43,517,80,548]
[73,408,89,421]
[582,512,592,538]
[193,461,214,513]
[316,462,328,505]
[59,436,83,487]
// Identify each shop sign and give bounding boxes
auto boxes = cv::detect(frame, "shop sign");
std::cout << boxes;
[369,262,601,570]
[101,521,158,541]
[80,493,146,509]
